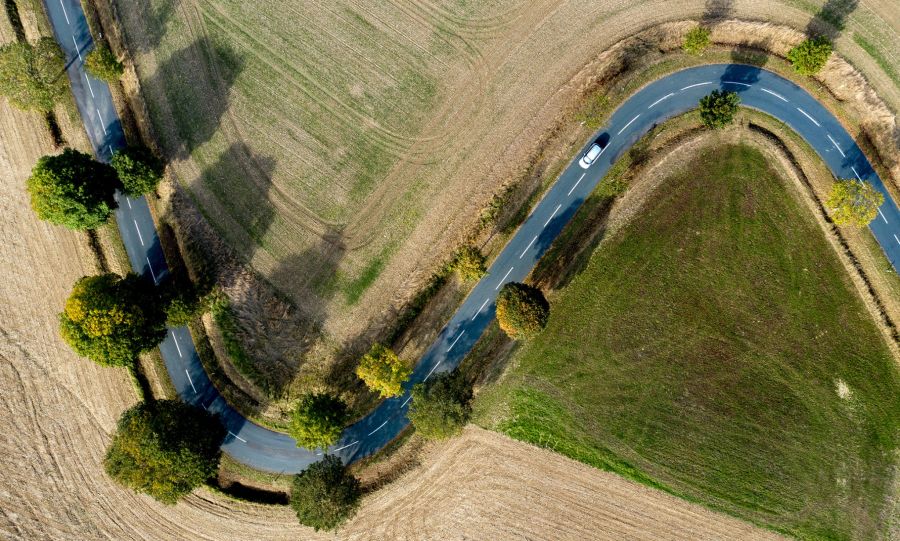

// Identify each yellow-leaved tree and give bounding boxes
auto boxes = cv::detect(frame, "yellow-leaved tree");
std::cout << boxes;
[356,343,411,398]
[826,178,883,227]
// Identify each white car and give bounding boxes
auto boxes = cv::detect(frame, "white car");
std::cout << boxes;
[578,143,604,169]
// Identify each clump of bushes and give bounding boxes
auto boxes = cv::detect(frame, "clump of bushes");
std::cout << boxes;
[111,145,165,196]
[84,42,124,82]
[356,343,411,398]
[289,392,350,449]
[161,275,206,327]
[408,370,473,440]
[104,400,225,504]
[451,245,487,281]
[698,89,740,129]
[683,26,711,55]
[290,455,361,531]
[495,282,550,340]
[0,38,67,112]
[787,36,833,75]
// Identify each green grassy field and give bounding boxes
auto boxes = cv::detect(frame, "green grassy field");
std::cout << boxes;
[475,143,900,540]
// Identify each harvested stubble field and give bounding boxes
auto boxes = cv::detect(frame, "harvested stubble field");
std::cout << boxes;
[105,0,900,360]
[475,138,900,540]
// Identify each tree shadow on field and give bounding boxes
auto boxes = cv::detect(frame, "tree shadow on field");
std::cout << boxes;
[118,0,179,53]
[701,0,734,26]
[619,36,658,74]
[807,0,858,40]
[153,36,244,160]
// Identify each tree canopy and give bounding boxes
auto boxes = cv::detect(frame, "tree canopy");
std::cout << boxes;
[289,393,350,449]
[356,343,411,398]
[0,38,67,112]
[787,36,833,75]
[290,455,361,531]
[683,26,711,55]
[826,178,884,227]
[27,148,120,229]
[104,400,225,504]
[495,282,550,340]
[407,370,472,440]
[160,275,206,327]
[84,43,123,82]
[59,273,167,367]
[698,90,740,129]
[452,245,487,281]
[111,145,165,196]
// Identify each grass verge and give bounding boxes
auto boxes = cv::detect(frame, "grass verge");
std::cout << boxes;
[474,142,900,540]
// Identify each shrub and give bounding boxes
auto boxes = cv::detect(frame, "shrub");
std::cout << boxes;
[59,273,167,367]
[104,400,225,504]
[356,344,411,398]
[698,90,740,129]
[111,146,164,196]
[826,178,884,227]
[683,27,711,55]
[787,36,833,75]
[408,370,472,440]
[452,245,487,281]
[0,38,67,112]
[289,393,350,449]
[495,282,550,340]
[84,43,123,82]
[290,455,361,531]
[27,148,120,229]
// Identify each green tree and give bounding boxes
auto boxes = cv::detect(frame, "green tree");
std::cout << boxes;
[27,148,120,229]
[452,245,487,281]
[826,178,884,227]
[356,343,411,398]
[84,42,123,82]
[495,282,550,340]
[59,273,167,367]
[111,145,164,196]
[787,36,833,75]
[683,26,711,55]
[0,38,67,112]
[290,455,361,531]
[289,393,349,449]
[698,90,740,129]
[408,370,472,440]
[161,275,205,327]
[104,400,225,504]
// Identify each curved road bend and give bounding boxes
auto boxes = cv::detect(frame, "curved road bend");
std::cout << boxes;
[46,1,900,474]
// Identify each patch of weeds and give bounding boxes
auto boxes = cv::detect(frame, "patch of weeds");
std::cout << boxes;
[209,291,271,395]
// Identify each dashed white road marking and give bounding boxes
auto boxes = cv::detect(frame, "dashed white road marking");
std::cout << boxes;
[71,35,81,61]
[495,266,514,290]
[851,166,862,181]
[519,235,539,259]
[760,88,788,102]
[332,440,359,452]
[796,107,820,127]
[59,0,70,24]
[648,93,674,109]
[722,81,751,87]
[146,257,157,284]
[401,395,412,407]
[826,134,846,157]
[568,172,587,196]
[96,108,107,135]
[894,234,900,247]
[126,197,132,209]
[84,72,95,97]
[680,81,714,91]
[424,360,442,381]
[171,331,183,358]
[472,298,490,320]
[617,114,640,135]
[878,208,888,224]
[228,431,247,443]
[133,219,144,246]
[185,369,197,393]
[367,420,389,436]
[447,330,465,352]
[544,204,562,227]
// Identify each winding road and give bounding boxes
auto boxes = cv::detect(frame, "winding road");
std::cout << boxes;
[46,0,900,474]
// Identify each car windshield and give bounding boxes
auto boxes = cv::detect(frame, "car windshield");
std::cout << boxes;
[587,145,601,160]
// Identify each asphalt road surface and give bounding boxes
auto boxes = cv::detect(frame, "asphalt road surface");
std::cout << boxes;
[45,0,900,474]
